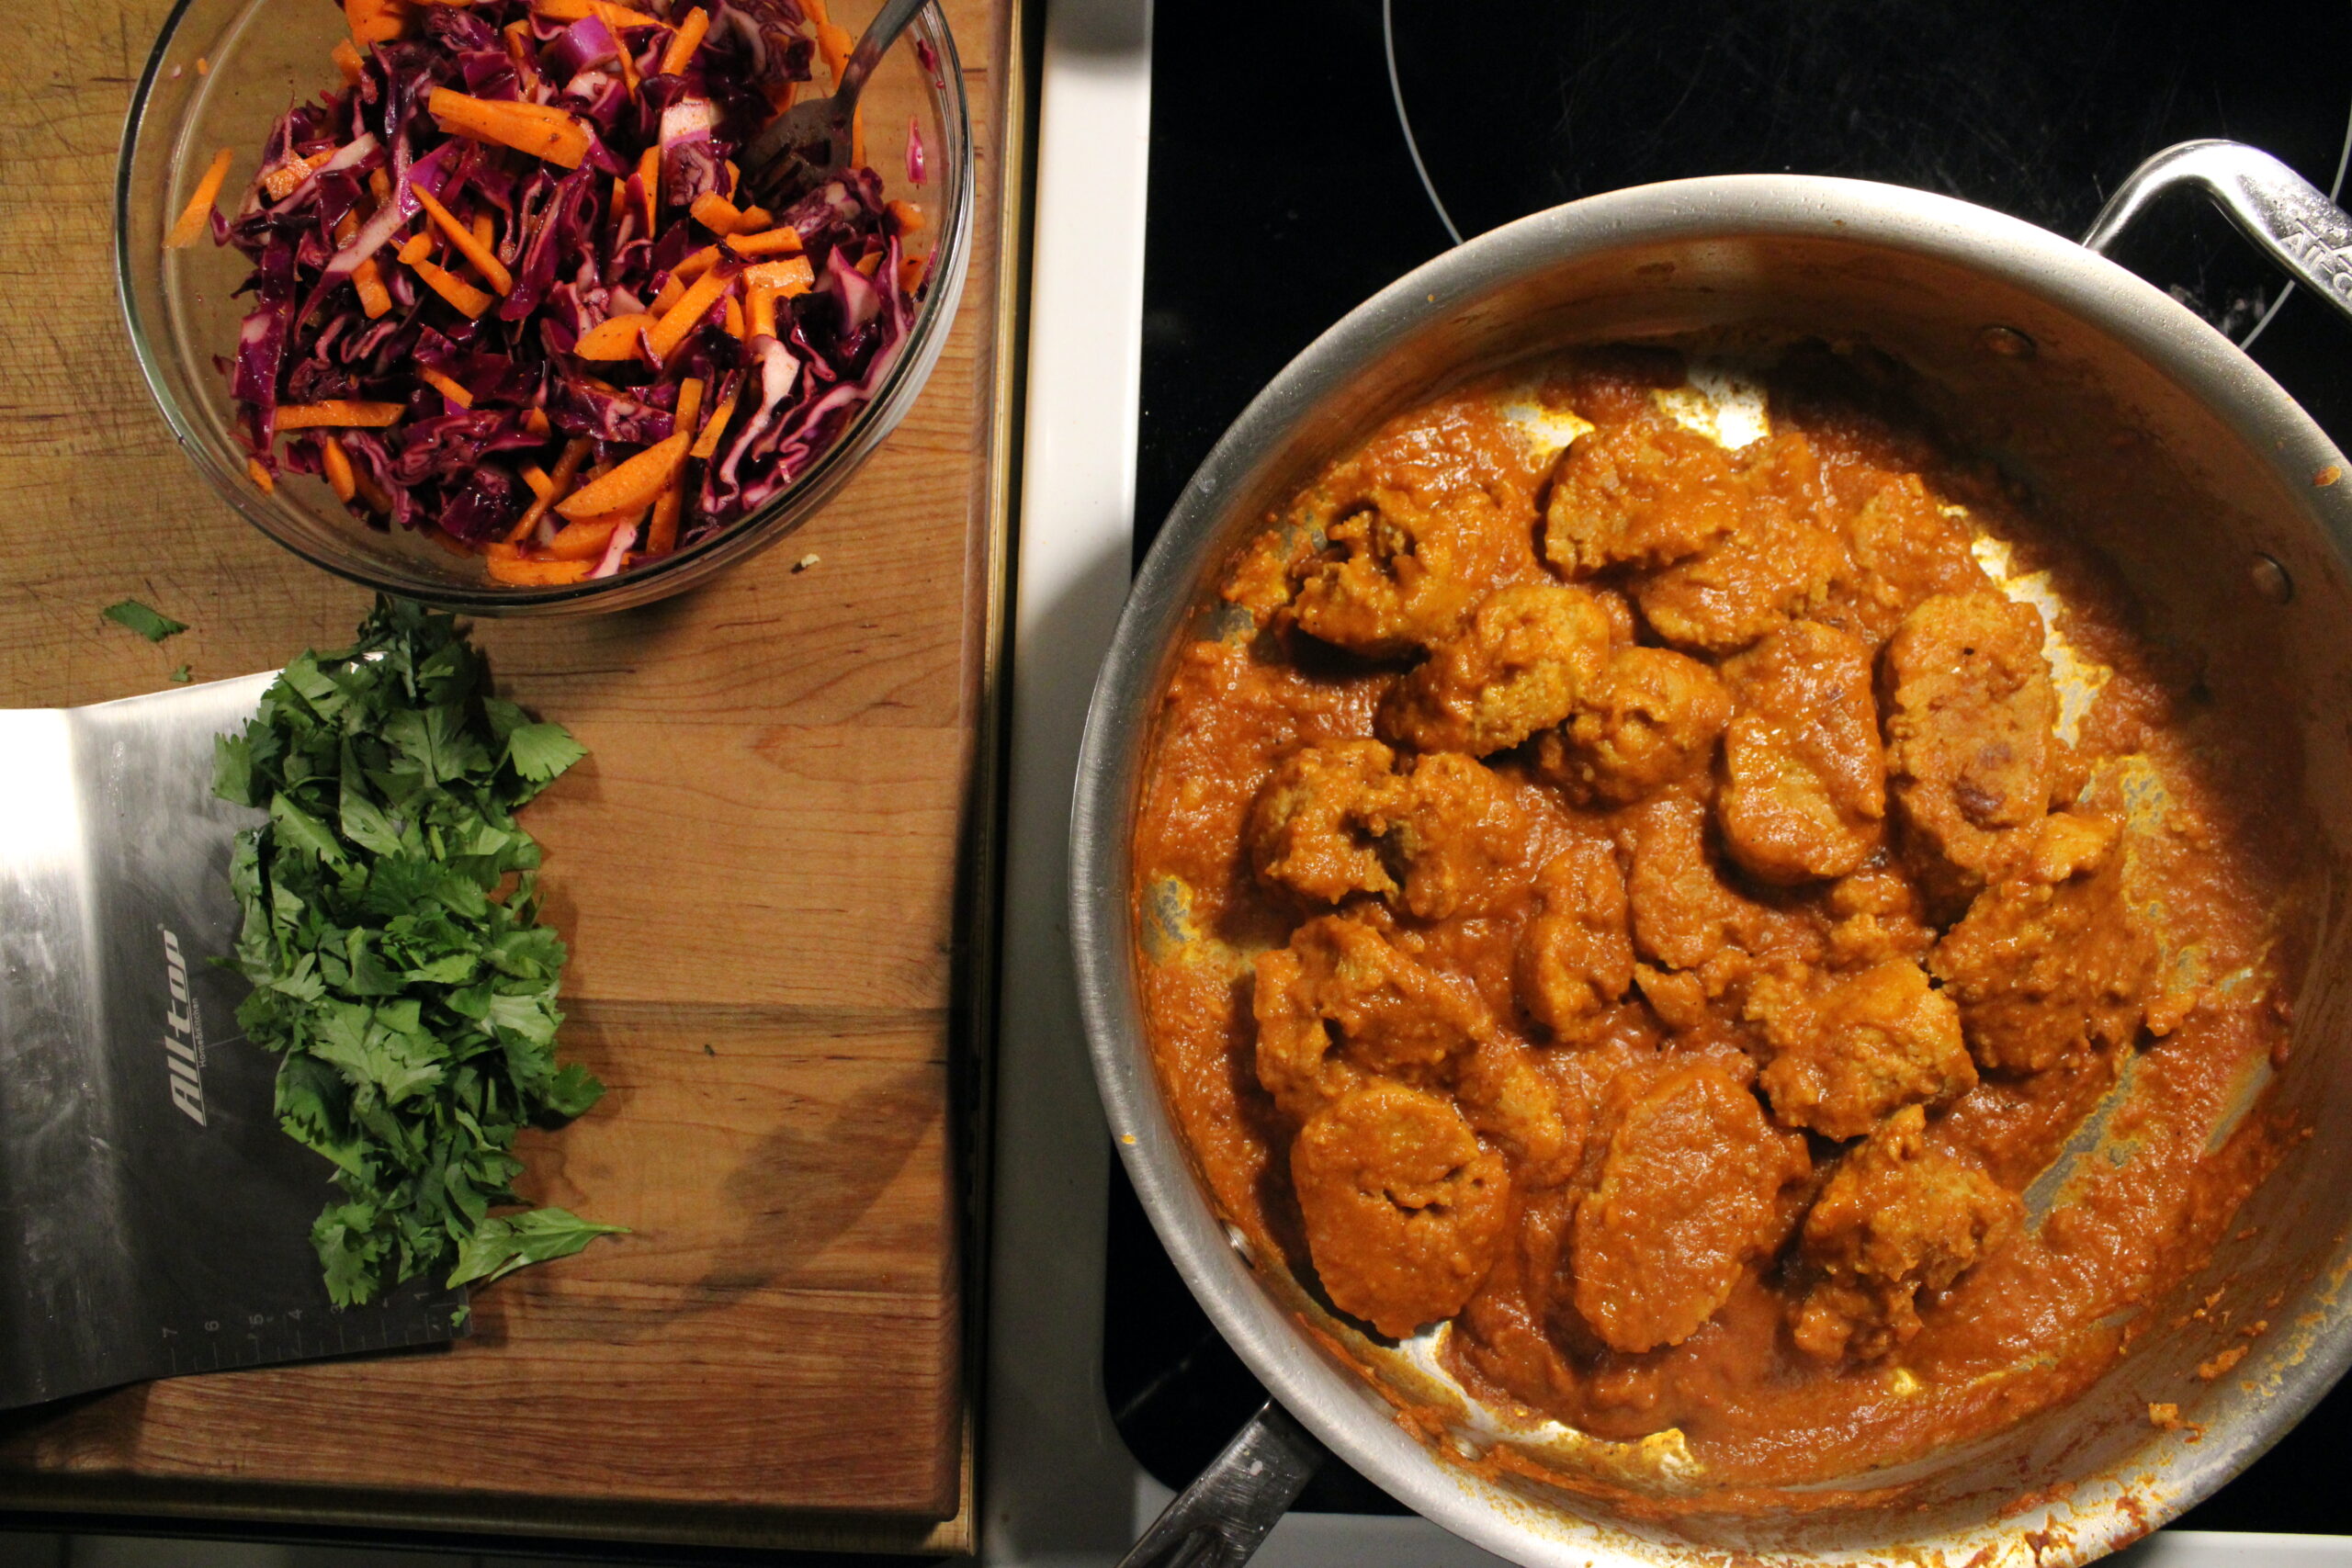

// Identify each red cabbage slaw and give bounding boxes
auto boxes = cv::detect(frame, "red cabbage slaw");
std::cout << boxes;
[210,0,931,586]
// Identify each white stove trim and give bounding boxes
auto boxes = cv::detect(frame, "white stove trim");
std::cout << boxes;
[978,2,2352,1562]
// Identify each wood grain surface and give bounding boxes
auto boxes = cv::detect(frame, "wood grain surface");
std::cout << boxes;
[0,0,1023,1551]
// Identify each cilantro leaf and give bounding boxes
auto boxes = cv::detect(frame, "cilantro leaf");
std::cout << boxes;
[506,722,586,786]
[103,599,187,641]
[447,1208,630,1290]
[216,597,618,1306]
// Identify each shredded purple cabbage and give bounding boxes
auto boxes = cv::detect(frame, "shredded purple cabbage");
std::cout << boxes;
[216,0,933,580]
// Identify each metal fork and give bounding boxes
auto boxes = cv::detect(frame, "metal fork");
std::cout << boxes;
[737,0,932,205]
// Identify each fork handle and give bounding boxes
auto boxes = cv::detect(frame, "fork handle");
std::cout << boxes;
[835,0,933,107]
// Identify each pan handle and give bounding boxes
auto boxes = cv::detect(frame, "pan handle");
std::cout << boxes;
[1115,1401,1329,1568]
[2084,138,2352,334]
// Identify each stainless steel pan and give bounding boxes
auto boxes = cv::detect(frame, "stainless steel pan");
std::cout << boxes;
[1072,141,2352,1566]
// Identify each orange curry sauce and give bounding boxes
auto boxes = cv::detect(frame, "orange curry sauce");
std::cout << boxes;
[1130,348,2298,1485]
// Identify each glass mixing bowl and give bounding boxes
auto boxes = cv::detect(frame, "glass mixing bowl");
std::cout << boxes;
[117,0,973,614]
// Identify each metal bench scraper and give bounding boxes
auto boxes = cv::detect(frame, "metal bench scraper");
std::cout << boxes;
[0,673,462,1411]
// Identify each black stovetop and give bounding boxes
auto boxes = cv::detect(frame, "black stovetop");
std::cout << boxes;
[1113,0,2352,1528]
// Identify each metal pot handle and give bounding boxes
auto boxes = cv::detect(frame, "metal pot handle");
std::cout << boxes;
[2084,138,2352,333]
[1115,1401,1329,1568]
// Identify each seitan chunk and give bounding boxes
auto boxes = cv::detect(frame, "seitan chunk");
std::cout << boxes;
[1544,413,1744,576]
[1930,811,2155,1073]
[1570,1063,1811,1353]
[1248,740,1408,906]
[1883,589,2063,905]
[1534,645,1732,807]
[1794,1105,2021,1360]
[1293,1079,1511,1338]
[1823,473,1994,647]
[1379,583,1614,756]
[1633,437,1851,654]
[1716,620,1886,884]
[1747,959,1976,1139]
[1252,914,1491,1121]
[1516,836,1636,1043]
[1386,752,1540,920]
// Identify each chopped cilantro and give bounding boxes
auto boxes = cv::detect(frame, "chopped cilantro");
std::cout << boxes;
[215,597,622,1306]
[170,665,193,683]
[505,721,587,784]
[104,599,188,642]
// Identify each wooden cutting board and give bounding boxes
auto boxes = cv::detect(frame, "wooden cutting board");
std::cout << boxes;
[0,0,1023,1552]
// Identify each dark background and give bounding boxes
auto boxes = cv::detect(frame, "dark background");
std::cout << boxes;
[1115,0,2352,1529]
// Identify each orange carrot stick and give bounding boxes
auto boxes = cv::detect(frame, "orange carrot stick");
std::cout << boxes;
[501,19,540,90]
[595,1,640,96]
[509,435,594,541]
[726,225,802,257]
[572,311,656,360]
[741,254,814,294]
[658,6,707,75]
[352,257,393,318]
[411,256,493,317]
[746,281,777,340]
[262,150,332,202]
[246,457,276,494]
[471,211,495,251]
[529,0,656,22]
[345,0,415,43]
[368,166,393,203]
[555,432,689,518]
[545,513,626,559]
[646,485,684,555]
[524,407,552,438]
[398,230,434,265]
[645,264,733,361]
[488,555,594,586]
[413,186,513,293]
[165,148,234,248]
[418,365,476,407]
[352,467,394,513]
[689,390,736,459]
[724,294,747,339]
[333,37,368,85]
[896,253,927,294]
[650,378,704,548]
[690,191,748,234]
[276,400,406,429]
[887,198,925,235]
[322,435,358,502]
[816,22,853,86]
[636,144,660,231]
[671,243,721,282]
[426,88,591,168]
[520,463,555,501]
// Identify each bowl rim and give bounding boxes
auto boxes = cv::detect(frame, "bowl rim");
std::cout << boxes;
[115,0,976,613]
[1069,169,2352,1567]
